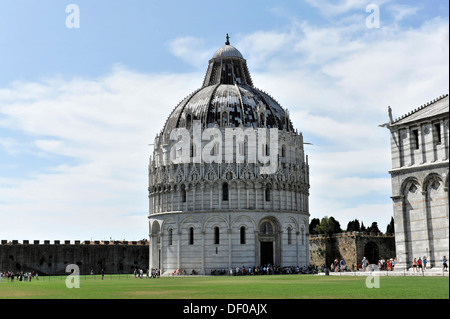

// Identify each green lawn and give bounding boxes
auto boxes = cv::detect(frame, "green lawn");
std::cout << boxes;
[0,275,448,299]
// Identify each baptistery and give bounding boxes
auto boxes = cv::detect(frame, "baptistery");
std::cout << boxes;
[148,36,310,275]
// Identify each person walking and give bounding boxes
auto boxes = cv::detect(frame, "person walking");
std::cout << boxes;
[412,258,417,272]
[443,256,448,271]
[422,256,427,271]
[418,257,422,272]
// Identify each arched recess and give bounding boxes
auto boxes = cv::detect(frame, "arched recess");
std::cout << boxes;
[423,173,446,265]
[258,216,282,266]
[149,220,162,270]
[402,178,422,265]
[364,241,379,265]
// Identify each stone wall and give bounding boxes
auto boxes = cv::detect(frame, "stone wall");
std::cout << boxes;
[0,240,149,275]
[309,232,396,268]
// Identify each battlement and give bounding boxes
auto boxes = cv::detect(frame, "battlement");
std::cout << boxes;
[0,239,149,246]
[309,231,394,239]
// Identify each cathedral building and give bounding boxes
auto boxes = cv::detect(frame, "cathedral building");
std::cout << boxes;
[148,36,310,275]
[384,94,449,270]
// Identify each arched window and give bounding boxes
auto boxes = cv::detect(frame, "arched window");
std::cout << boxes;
[189,227,194,245]
[240,226,246,245]
[265,186,271,202]
[287,227,292,245]
[260,113,265,127]
[260,222,273,235]
[222,183,229,201]
[168,228,173,246]
[281,144,286,158]
[181,185,186,203]
[222,112,229,126]
[214,227,220,245]
[186,114,192,130]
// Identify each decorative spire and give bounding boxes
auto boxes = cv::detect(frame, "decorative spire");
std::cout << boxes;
[225,33,230,45]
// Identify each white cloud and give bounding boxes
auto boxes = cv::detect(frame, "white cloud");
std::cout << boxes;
[304,0,391,17]
[388,4,419,23]
[0,67,202,240]
[0,137,19,155]
[239,14,448,229]
[167,37,215,68]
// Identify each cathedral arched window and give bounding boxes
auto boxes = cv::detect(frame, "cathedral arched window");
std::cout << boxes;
[260,113,265,127]
[281,144,286,158]
[222,183,229,201]
[240,227,246,245]
[260,222,273,235]
[287,227,292,245]
[181,185,187,203]
[168,228,173,246]
[222,112,229,126]
[214,227,220,245]
[189,227,194,245]
[186,114,192,130]
[265,186,271,202]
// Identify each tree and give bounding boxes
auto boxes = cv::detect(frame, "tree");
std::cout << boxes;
[360,222,366,232]
[309,218,320,235]
[329,216,342,233]
[314,216,342,235]
[346,219,361,232]
[367,222,380,233]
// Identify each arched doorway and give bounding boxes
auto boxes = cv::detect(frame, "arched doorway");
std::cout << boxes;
[258,217,280,266]
[364,242,379,265]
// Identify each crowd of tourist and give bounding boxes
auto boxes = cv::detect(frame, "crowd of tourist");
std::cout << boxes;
[133,268,161,278]
[0,270,38,282]
[208,264,319,276]
[324,256,398,272]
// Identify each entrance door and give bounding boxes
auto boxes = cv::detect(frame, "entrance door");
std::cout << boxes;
[364,242,379,265]
[260,241,273,266]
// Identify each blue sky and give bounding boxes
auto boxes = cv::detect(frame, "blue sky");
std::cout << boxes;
[0,0,448,241]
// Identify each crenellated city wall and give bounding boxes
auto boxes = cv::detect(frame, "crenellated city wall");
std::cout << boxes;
[0,240,149,275]
[309,232,396,268]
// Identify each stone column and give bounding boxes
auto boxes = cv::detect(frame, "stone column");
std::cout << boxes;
[228,228,232,270]
[255,231,260,266]
[193,186,196,211]
[201,230,205,275]
[246,185,250,209]
[441,119,448,160]
[419,124,426,164]
[263,185,266,210]
[210,186,213,210]
[185,185,189,211]
[391,194,408,270]
[177,230,182,272]
[255,186,258,209]
[403,128,412,166]
[237,183,241,210]
[159,232,164,274]
[422,190,431,265]
[305,230,310,267]
[296,231,300,266]
[219,183,222,209]
[201,183,204,211]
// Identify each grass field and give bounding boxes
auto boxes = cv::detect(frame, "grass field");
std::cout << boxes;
[0,274,448,299]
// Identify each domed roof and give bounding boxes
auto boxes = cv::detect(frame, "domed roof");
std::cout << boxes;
[161,36,293,136]
[212,44,243,59]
